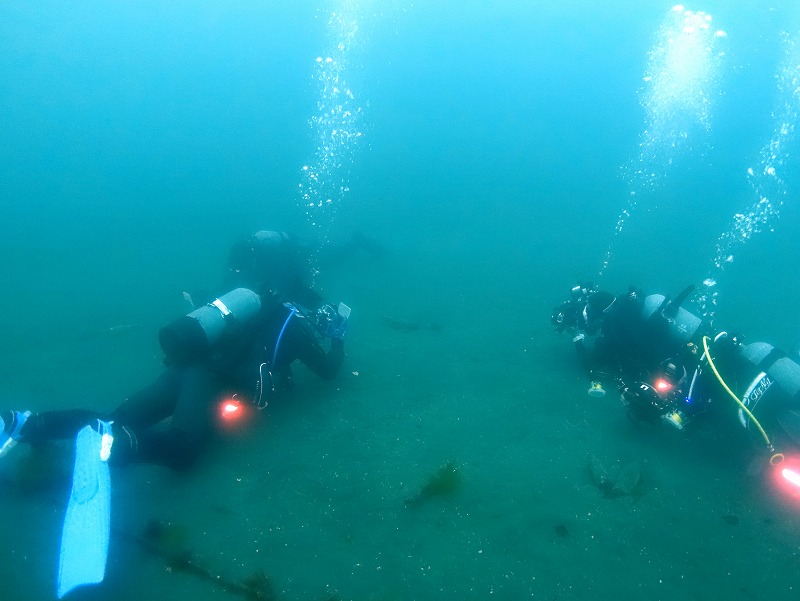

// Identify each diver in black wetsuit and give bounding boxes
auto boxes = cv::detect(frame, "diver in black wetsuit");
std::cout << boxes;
[551,282,703,402]
[551,282,800,463]
[225,229,385,306]
[0,230,349,470]
[687,332,800,455]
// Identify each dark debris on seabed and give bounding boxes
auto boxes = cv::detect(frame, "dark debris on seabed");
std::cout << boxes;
[133,518,356,601]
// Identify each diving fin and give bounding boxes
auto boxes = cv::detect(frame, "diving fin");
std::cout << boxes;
[57,421,114,599]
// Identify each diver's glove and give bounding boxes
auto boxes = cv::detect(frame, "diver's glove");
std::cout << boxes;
[316,302,351,341]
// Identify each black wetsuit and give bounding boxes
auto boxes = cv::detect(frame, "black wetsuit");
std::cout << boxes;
[19,297,344,470]
[571,289,703,388]
[571,292,647,383]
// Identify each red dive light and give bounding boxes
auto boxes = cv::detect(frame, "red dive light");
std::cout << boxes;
[654,378,672,393]
[781,466,800,489]
[218,396,251,430]
[771,454,800,501]
[221,399,243,420]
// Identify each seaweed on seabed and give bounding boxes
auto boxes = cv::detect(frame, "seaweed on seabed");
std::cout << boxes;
[141,519,191,567]
[240,570,277,600]
[136,519,279,600]
[586,455,645,499]
[405,460,462,507]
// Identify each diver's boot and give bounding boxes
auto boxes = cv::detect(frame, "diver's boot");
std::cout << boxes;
[0,410,32,458]
[104,424,139,466]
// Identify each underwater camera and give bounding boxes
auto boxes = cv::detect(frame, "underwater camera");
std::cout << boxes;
[621,378,686,428]
[622,358,690,428]
[314,302,351,340]
[622,382,671,422]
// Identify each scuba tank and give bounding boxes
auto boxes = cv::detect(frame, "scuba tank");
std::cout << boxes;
[736,341,800,442]
[640,285,702,346]
[158,288,262,365]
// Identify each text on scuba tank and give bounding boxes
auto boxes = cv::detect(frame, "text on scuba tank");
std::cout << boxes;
[744,373,773,408]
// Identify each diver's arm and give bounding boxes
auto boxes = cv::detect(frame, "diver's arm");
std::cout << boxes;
[290,284,326,313]
[284,317,345,380]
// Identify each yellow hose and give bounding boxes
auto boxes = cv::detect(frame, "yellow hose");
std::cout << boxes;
[701,336,775,453]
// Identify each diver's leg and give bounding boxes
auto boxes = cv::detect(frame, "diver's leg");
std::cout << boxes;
[111,367,181,430]
[9,409,106,444]
[0,368,180,453]
[110,365,222,470]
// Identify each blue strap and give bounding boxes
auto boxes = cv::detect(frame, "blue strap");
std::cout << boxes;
[271,304,297,368]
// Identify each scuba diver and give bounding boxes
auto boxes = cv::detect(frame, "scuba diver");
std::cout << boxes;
[551,282,800,468]
[686,333,800,458]
[551,282,703,401]
[225,229,385,293]
[0,230,350,470]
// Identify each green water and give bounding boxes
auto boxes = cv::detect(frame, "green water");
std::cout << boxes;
[2,2,800,600]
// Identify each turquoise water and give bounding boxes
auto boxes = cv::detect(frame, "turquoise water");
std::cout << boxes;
[2,2,800,599]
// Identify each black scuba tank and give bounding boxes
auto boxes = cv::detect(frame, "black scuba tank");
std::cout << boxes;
[735,342,800,431]
[641,292,702,345]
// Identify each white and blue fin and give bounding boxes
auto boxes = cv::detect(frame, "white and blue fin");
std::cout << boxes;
[56,420,114,599]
